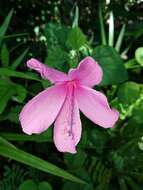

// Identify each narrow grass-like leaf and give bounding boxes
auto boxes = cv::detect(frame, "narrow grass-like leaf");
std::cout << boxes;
[98,3,107,45]
[0,83,15,114]
[0,68,41,81]
[108,11,114,47]
[0,144,86,184]
[115,24,126,52]
[1,130,52,143]
[11,48,29,70]
[0,9,13,46]
[0,33,28,40]
[118,178,128,190]
[125,177,140,190]
[0,136,16,149]
[1,43,9,67]
[72,6,79,28]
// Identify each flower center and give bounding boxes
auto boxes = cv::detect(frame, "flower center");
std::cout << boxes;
[66,79,78,88]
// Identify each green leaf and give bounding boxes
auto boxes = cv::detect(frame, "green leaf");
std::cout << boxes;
[0,68,41,81]
[1,43,9,67]
[0,80,15,114]
[0,106,21,123]
[72,6,79,28]
[118,179,128,190]
[44,23,69,48]
[0,9,13,46]
[0,143,86,184]
[126,22,143,39]
[45,47,69,71]
[0,79,27,114]
[11,48,29,70]
[98,2,107,45]
[66,27,86,50]
[1,129,52,142]
[117,82,140,105]
[132,104,143,124]
[0,136,16,149]
[108,11,114,47]
[19,180,37,190]
[125,177,140,190]
[92,45,128,85]
[13,83,27,103]
[62,169,92,190]
[115,24,126,52]
[38,182,52,190]
[135,47,143,66]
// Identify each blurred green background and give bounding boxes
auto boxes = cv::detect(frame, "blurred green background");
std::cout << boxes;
[0,0,143,189]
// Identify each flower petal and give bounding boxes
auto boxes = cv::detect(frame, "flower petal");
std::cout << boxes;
[19,85,67,135]
[68,56,103,87]
[54,86,81,153]
[27,58,68,83]
[75,86,119,128]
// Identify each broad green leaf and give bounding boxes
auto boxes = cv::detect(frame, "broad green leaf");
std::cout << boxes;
[1,43,9,67]
[135,47,143,66]
[19,180,37,190]
[0,144,86,184]
[45,47,69,71]
[66,27,86,50]
[0,68,41,81]
[117,82,140,105]
[11,48,29,70]
[92,46,128,85]
[132,104,143,124]
[44,23,69,48]
[0,9,13,46]
[38,182,52,190]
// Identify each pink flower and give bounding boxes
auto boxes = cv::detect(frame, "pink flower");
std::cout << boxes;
[20,57,119,153]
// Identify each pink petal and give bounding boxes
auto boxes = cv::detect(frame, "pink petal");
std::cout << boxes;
[54,86,81,153]
[19,85,67,135]
[75,86,119,128]
[68,56,103,87]
[27,58,68,83]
